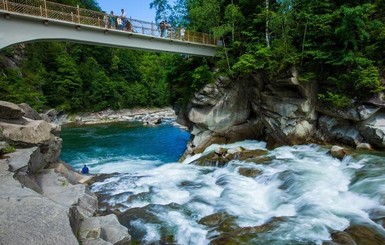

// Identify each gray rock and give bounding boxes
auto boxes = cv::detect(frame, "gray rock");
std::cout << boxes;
[330,145,350,160]
[39,113,51,123]
[7,147,44,173]
[80,214,131,245]
[359,112,385,148]
[188,81,251,133]
[19,103,42,120]
[36,169,98,217]
[356,143,372,150]
[0,160,78,245]
[319,116,363,146]
[317,104,380,122]
[0,100,25,119]
[0,119,53,145]
[46,109,58,122]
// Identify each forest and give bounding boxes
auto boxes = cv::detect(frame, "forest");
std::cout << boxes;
[1,0,385,111]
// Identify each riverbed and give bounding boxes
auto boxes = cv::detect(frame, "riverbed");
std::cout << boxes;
[60,121,385,244]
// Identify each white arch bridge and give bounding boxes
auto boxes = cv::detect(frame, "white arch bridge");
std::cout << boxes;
[0,0,218,57]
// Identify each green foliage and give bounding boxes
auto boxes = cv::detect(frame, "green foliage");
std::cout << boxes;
[2,145,16,154]
[352,65,383,95]
[318,92,351,108]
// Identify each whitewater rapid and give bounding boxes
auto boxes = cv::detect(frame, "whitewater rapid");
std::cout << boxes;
[90,140,385,244]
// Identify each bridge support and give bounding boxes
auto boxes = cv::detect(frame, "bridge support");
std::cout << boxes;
[0,12,217,57]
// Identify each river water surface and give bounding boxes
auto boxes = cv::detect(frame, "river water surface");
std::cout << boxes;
[61,121,385,244]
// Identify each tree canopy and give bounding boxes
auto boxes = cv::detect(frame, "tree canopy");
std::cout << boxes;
[1,0,384,111]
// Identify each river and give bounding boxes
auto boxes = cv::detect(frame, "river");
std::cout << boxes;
[60,121,385,244]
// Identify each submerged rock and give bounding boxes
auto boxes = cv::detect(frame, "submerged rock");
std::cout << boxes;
[190,148,270,167]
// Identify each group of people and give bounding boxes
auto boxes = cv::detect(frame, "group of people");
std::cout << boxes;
[103,9,132,32]
[102,9,186,41]
[160,20,186,40]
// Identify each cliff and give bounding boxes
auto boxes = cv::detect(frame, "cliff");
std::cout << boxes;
[0,100,131,245]
[182,67,384,158]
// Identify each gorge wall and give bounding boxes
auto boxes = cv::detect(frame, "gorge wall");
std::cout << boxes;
[181,68,385,158]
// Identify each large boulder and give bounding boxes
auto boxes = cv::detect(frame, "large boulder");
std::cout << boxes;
[19,103,42,120]
[319,115,363,146]
[0,159,79,245]
[0,119,53,145]
[359,112,385,148]
[0,100,25,119]
[79,214,131,244]
[7,147,44,173]
[188,79,251,133]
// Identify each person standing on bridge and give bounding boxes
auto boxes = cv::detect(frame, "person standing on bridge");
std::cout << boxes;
[160,20,165,37]
[121,9,127,31]
[109,11,116,29]
[103,13,109,28]
[180,26,185,41]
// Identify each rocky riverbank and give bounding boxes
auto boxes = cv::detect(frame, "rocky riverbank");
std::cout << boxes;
[0,100,131,244]
[53,107,178,127]
[181,67,384,159]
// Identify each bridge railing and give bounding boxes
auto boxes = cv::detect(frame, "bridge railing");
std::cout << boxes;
[0,0,217,46]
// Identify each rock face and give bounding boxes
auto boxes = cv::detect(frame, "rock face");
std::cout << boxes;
[0,101,62,166]
[183,68,317,157]
[0,100,25,119]
[182,67,385,156]
[0,101,131,245]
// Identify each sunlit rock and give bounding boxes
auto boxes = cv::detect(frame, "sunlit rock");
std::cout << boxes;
[19,103,41,120]
[360,112,385,148]
[0,100,25,119]
[330,145,351,160]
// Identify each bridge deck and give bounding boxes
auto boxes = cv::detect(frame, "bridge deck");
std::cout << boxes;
[0,0,217,57]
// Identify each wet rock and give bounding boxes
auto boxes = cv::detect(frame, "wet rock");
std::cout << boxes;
[199,212,239,233]
[210,217,285,245]
[190,151,230,167]
[356,143,372,150]
[329,231,356,245]
[330,145,351,160]
[244,155,275,164]
[238,167,261,178]
[231,149,269,161]
[0,100,25,119]
[345,225,385,245]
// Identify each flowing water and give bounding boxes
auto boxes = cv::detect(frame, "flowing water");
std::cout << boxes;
[61,121,385,244]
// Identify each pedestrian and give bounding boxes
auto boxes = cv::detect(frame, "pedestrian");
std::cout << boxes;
[117,16,123,30]
[103,13,108,28]
[81,164,89,174]
[121,9,127,30]
[160,20,165,37]
[180,26,185,41]
[109,11,115,29]
[164,21,169,38]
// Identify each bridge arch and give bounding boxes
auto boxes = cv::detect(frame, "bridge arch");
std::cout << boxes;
[0,0,217,57]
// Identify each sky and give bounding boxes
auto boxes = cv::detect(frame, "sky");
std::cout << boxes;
[96,0,157,22]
